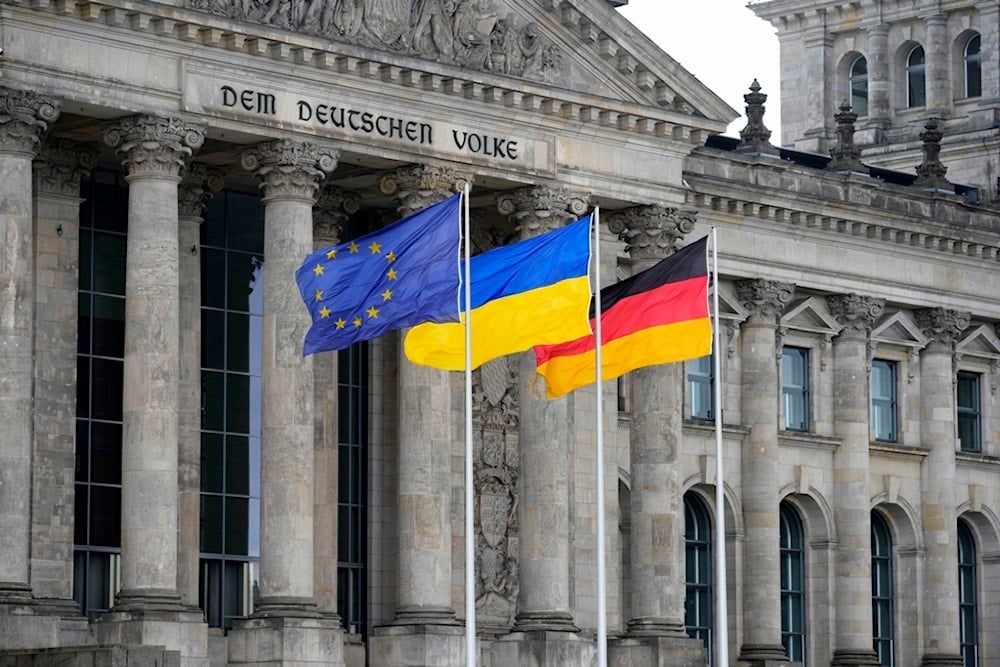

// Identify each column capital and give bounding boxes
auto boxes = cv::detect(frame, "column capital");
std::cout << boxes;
[606,205,696,262]
[241,139,338,203]
[378,164,471,216]
[103,115,206,180]
[33,138,97,197]
[735,279,794,326]
[0,87,61,156]
[915,308,971,353]
[313,185,360,247]
[178,161,225,218]
[496,185,590,238]
[828,293,885,340]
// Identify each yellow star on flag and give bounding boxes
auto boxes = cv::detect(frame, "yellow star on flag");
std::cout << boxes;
[386,251,397,262]
[387,268,398,280]
[313,264,324,276]
[369,241,382,255]
[314,289,323,302]
[367,306,379,319]
[382,289,392,301]
[353,316,363,327]
[335,318,346,329]
[326,248,338,260]
[348,242,360,253]
[319,306,331,318]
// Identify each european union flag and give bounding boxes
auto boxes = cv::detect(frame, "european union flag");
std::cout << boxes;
[296,193,462,355]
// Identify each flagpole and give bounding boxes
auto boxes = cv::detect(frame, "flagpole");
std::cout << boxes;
[594,207,607,667]
[711,227,729,667]
[462,183,477,666]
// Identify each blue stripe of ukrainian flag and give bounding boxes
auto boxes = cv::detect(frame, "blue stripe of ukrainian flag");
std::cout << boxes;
[404,214,593,371]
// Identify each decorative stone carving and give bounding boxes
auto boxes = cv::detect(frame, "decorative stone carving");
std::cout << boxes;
[313,185,360,246]
[915,308,970,353]
[827,100,866,173]
[187,0,562,82]
[913,118,951,191]
[33,139,97,197]
[734,279,794,325]
[241,139,338,201]
[178,162,225,218]
[0,87,61,156]
[735,79,777,156]
[103,115,206,178]
[828,293,885,339]
[378,164,470,216]
[496,186,589,238]
[606,205,696,261]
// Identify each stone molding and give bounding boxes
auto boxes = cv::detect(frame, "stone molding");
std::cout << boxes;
[0,87,61,156]
[103,115,206,179]
[496,185,589,237]
[33,138,97,197]
[914,308,971,353]
[241,139,338,201]
[605,204,696,260]
[734,279,794,326]
[828,294,885,339]
[313,185,360,246]
[378,164,471,215]
[178,161,225,218]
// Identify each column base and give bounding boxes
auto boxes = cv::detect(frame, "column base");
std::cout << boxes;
[624,617,687,637]
[0,603,61,651]
[370,623,465,666]
[921,654,964,667]
[491,630,595,667]
[511,610,580,633]
[391,605,459,626]
[832,648,882,665]
[737,643,794,666]
[95,603,208,667]
[253,595,322,619]
[610,634,708,667]
[227,615,344,666]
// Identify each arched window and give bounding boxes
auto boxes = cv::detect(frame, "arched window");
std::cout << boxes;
[965,35,982,98]
[780,502,806,664]
[871,511,894,666]
[958,521,979,667]
[850,56,869,116]
[684,492,713,657]
[907,45,927,107]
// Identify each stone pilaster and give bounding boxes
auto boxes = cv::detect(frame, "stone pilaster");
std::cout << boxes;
[734,279,794,666]
[176,163,223,610]
[0,89,60,615]
[828,294,884,667]
[924,14,951,118]
[30,139,95,613]
[865,24,891,135]
[98,114,208,666]
[606,207,706,666]
[915,308,969,667]
[311,186,358,621]
[369,166,468,667]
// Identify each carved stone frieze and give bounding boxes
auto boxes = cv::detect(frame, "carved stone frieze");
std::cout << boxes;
[178,162,225,218]
[496,186,589,239]
[187,0,562,82]
[828,293,885,340]
[914,307,971,353]
[313,185,360,246]
[0,87,61,156]
[378,164,471,216]
[734,279,794,326]
[605,205,696,261]
[103,115,206,179]
[33,139,97,197]
[241,139,338,201]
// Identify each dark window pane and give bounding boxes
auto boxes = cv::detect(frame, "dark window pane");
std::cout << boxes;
[227,313,250,373]
[200,495,223,554]
[74,484,88,544]
[78,293,92,354]
[227,195,265,253]
[90,422,122,485]
[76,420,89,482]
[225,497,249,556]
[226,374,250,434]
[92,232,126,295]
[227,253,259,313]
[90,358,123,421]
[89,485,121,547]
[79,230,93,292]
[203,197,227,248]
[202,249,226,310]
[202,310,225,370]
[91,295,125,359]
[201,433,224,493]
[226,435,250,495]
[76,359,90,417]
[201,371,225,432]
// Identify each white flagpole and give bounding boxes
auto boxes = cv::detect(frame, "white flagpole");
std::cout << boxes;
[711,227,729,667]
[463,183,477,666]
[594,207,607,667]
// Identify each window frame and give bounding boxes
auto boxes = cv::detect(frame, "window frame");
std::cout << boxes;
[906,45,927,108]
[850,55,869,116]
[687,353,715,421]
[958,520,979,667]
[964,34,982,99]
[780,502,807,665]
[871,511,895,666]
[782,346,811,432]
[871,359,898,443]
[684,492,713,658]
[957,370,982,453]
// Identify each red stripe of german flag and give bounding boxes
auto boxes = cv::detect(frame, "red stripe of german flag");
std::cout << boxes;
[534,236,711,398]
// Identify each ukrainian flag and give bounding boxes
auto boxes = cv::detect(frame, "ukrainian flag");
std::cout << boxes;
[404,214,593,371]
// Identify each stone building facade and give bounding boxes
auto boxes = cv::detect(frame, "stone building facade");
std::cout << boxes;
[0,0,998,666]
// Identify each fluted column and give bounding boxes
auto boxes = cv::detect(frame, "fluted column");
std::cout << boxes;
[30,139,94,607]
[102,115,204,609]
[311,185,358,619]
[915,308,968,667]
[828,294,884,667]
[239,139,337,616]
[866,25,890,132]
[735,279,794,664]
[176,163,223,608]
[378,164,470,624]
[498,186,588,633]
[925,13,951,117]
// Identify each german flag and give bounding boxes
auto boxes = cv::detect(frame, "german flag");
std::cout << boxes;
[534,236,711,398]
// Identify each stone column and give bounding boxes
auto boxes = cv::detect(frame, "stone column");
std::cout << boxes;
[369,165,469,667]
[925,13,951,118]
[828,294,884,667]
[176,163,224,608]
[865,25,890,134]
[99,114,208,665]
[30,140,95,612]
[734,279,794,666]
[311,185,358,620]
[607,207,706,666]
[0,88,59,612]
[915,308,968,667]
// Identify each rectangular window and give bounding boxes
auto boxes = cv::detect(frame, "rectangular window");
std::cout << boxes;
[957,371,981,453]
[782,347,810,432]
[871,360,898,442]
[687,354,714,421]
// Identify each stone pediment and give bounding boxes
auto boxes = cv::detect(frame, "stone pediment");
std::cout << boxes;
[780,296,841,335]
[957,324,1000,361]
[180,0,735,127]
[715,283,749,323]
[871,311,928,349]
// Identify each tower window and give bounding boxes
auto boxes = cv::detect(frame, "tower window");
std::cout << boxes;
[850,56,869,116]
[907,45,926,108]
[965,35,982,98]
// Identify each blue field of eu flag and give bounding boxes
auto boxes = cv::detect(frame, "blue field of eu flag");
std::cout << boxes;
[296,193,462,356]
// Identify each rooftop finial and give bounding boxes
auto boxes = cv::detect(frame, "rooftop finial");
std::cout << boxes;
[736,79,777,155]
[913,118,951,191]
[827,100,866,173]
